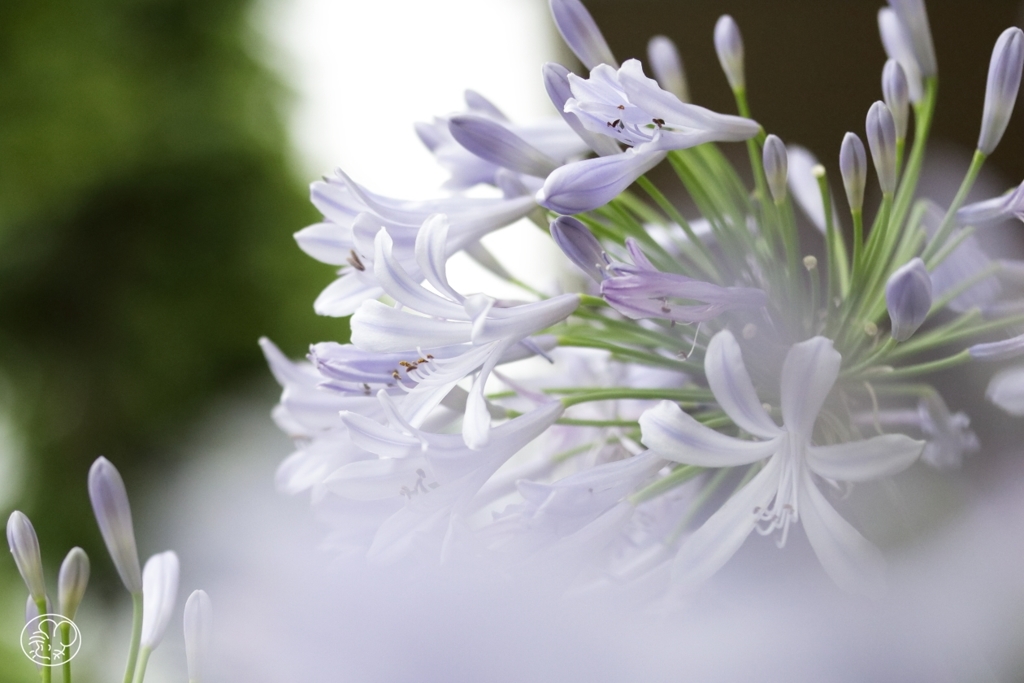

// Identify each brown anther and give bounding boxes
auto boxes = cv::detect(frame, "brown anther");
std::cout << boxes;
[607,119,621,128]
[392,370,400,379]
[617,104,625,110]
[399,361,412,367]
[347,250,366,271]
[426,354,435,359]
[653,118,665,127]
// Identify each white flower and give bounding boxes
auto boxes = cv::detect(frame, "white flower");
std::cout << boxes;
[639,331,924,597]
[140,551,180,649]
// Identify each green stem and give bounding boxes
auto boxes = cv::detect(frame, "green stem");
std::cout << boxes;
[629,465,704,504]
[891,77,938,230]
[122,592,144,683]
[131,647,151,683]
[634,176,720,278]
[35,598,51,683]
[60,622,72,683]
[921,148,987,263]
[851,349,971,380]
[561,387,713,408]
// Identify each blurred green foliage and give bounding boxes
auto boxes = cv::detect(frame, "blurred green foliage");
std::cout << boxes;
[0,0,344,637]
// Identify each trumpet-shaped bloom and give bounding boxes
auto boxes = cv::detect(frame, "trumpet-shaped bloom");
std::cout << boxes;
[350,214,578,447]
[601,238,767,323]
[639,331,923,596]
[957,180,1024,228]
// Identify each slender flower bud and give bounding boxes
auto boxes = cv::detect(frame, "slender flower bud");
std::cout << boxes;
[448,115,560,178]
[762,134,788,202]
[840,132,868,212]
[537,144,666,215]
[88,456,143,593]
[882,59,911,140]
[140,551,180,649]
[866,101,898,194]
[548,0,617,70]
[878,8,923,102]
[714,15,745,92]
[7,511,46,602]
[58,547,90,619]
[647,35,689,102]
[550,216,607,282]
[886,257,932,341]
[184,589,213,683]
[888,0,937,78]
[969,332,1024,361]
[978,27,1024,155]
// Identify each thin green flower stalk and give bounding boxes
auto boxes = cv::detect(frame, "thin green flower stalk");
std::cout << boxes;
[268,0,1024,597]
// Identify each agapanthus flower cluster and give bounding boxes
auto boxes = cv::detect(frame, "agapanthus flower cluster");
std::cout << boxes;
[266,0,1024,598]
[6,458,212,683]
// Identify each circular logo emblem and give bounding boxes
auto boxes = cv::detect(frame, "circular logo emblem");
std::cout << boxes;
[20,614,82,666]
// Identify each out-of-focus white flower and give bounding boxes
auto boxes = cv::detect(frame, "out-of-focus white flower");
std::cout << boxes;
[140,551,180,650]
[184,589,213,683]
[640,332,923,596]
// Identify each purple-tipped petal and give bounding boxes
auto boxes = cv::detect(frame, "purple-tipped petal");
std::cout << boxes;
[886,257,932,341]
[549,0,617,70]
[448,115,561,178]
[537,144,665,214]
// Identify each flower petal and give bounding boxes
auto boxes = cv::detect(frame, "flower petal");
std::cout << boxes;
[671,457,781,586]
[415,214,464,302]
[799,469,886,598]
[780,336,841,438]
[807,434,923,482]
[639,400,781,466]
[704,330,782,438]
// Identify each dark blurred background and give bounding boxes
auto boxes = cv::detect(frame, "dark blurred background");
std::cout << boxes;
[1,0,1023,678]
[0,0,343,622]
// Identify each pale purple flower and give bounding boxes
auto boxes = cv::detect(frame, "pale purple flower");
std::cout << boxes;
[986,364,1024,415]
[978,27,1024,155]
[878,8,924,102]
[350,214,578,447]
[957,180,1024,227]
[7,511,46,602]
[882,59,910,140]
[563,60,759,153]
[887,0,937,79]
[335,397,564,562]
[88,457,143,594]
[867,101,898,194]
[647,35,689,102]
[537,144,666,215]
[548,0,617,70]
[840,133,868,213]
[58,547,90,619]
[969,333,1024,361]
[639,331,923,596]
[542,63,622,157]
[856,394,978,469]
[714,15,745,92]
[549,215,608,282]
[762,134,788,203]
[601,238,767,323]
[885,257,932,342]
[298,170,538,316]
[448,114,562,179]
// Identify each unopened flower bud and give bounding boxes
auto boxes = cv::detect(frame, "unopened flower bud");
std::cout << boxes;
[184,589,213,683]
[803,255,818,270]
[886,257,932,341]
[882,59,910,139]
[866,101,898,194]
[550,216,607,282]
[140,551,180,650]
[88,457,143,594]
[878,8,924,102]
[762,134,788,203]
[448,115,560,178]
[7,511,46,602]
[978,27,1024,155]
[58,547,90,619]
[888,0,937,78]
[537,144,666,215]
[549,0,617,70]
[970,332,1024,361]
[714,15,745,92]
[839,132,868,212]
[647,35,689,102]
